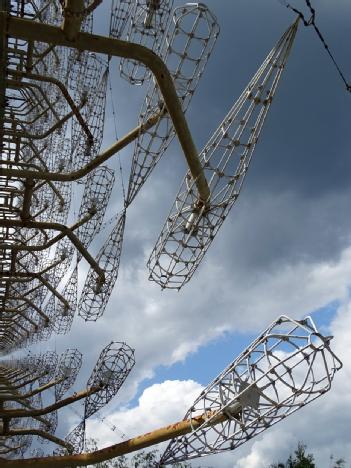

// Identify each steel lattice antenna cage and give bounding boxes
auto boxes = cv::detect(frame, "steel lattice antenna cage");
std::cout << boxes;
[0,0,223,348]
[0,0,344,465]
[159,315,342,465]
[0,342,135,457]
[148,18,298,289]
[84,342,135,420]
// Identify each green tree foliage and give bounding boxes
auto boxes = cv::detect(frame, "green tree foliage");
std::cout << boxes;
[330,455,346,468]
[270,442,315,468]
[270,442,347,468]
[85,439,192,467]
[286,442,315,468]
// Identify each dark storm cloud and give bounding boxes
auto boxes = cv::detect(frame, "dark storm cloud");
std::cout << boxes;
[210,187,351,275]
[84,0,351,333]
[94,0,351,280]
[193,1,350,191]
[177,0,351,275]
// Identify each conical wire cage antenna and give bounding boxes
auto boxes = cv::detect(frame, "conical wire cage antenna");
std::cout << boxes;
[159,315,342,465]
[126,2,220,205]
[148,19,299,290]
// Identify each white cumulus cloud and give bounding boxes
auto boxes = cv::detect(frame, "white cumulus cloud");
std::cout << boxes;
[86,379,203,448]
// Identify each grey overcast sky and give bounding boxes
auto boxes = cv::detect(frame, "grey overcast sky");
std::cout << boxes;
[28,1,351,466]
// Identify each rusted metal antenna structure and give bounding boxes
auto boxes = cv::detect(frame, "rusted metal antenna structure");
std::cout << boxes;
[159,316,342,465]
[0,342,135,459]
[0,316,341,466]
[0,0,220,336]
[0,0,342,465]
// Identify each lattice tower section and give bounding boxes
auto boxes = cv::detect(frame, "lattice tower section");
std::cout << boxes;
[126,3,220,205]
[0,341,135,458]
[0,0,114,352]
[111,0,174,85]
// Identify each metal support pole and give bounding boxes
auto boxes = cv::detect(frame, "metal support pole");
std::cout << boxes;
[0,108,165,182]
[3,13,211,203]
[0,378,63,401]
[11,297,49,322]
[0,407,239,467]
[0,217,104,284]
[7,70,93,142]
[0,385,101,418]
[3,429,72,450]
[20,178,34,221]
[61,0,85,42]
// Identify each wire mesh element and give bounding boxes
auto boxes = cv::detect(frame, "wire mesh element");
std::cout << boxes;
[0,341,129,456]
[109,0,134,39]
[37,295,56,342]
[51,181,72,225]
[71,66,109,170]
[0,0,114,352]
[65,420,86,454]
[38,350,58,386]
[76,166,115,257]
[159,315,342,465]
[118,0,174,85]
[53,266,78,335]
[42,410,58,438]
[54,348,83,401]
[84,341,135,419]
[30,448,45,458]
[51,238,75,289]
[148,19,298,290]
[126,2,219,205]
[78,211,126,321]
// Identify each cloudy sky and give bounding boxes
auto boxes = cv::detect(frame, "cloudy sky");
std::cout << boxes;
[27,1,351,466]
